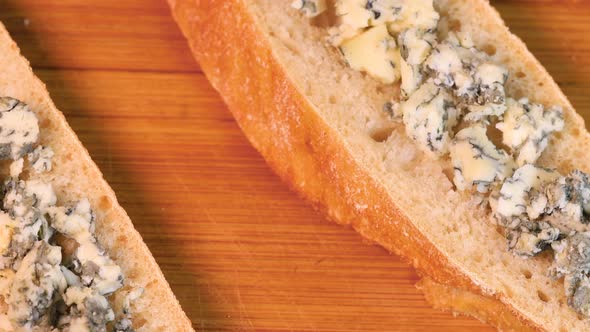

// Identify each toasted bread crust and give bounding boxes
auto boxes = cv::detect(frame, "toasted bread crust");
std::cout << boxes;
[417,277,540,332]
[0,23,193,331]
[167,0,547,330]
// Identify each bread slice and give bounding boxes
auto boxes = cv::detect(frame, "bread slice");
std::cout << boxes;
[169,0,590,330]
[0,22,192,331]
[417,277,536,331]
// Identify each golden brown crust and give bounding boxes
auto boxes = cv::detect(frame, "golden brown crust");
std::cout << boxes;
[168,0,478,290]
[167,0,550,330]
[0,23,193,331]
[417,277,540,332]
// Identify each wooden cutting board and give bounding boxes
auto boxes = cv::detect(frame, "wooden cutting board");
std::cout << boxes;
[1,1,589,330]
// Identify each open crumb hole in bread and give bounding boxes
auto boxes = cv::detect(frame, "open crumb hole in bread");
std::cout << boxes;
[571,128,581,138]
[369,127,394,143]
[448,19,461,32]
[485,120,510,151]
[521,269,532,279]
[495,224,505,236]
[472,253,483,263]
[537,290,549,302]
[132,314,147,329]
[482,44,497,56]
[440,165,455,189]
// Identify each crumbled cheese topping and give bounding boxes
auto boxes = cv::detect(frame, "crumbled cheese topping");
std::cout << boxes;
[449,125,514,193]
[334,0,405,42]
[401,80,459,155]
[424,39,508,122]
[397,28,435,97]
[339,25,401,83]
[293,0,587,317]
[7,241,67,329]
[0,97,39,160]
[58,286,115,331]
[496,164,560,222]
[292,0,327,18]
[0,97,137,331]
[497,98,564,166]
[9,159,23,178]
[28,146,55,174]
[48,200,124,296]
[386,0,438,33]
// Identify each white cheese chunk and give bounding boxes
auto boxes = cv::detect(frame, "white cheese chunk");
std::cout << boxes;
[339,25,400,83]
[48,200,123,296]
[387,0,438,33]
[425,41,509,122]
[398,28,434,66]
[9,158,23,178]
[335,0,373,40]
[0,213,14,257]
[0,269,15,298]
[496,164,560,220]
[335,0,404,41]
[28,146,54,174]
[541,170,590,230]
[399,57,422,98]
[497,98,565,166]
[0,97,40,160]
[477,63,508,89]
[461,63,508,121]
[62,286,115,331]
[446,31,474,49]
[425,43,463,87]
[463,103,506,122]
[450,125,514,192]
[397,28,435,97]
[7,241,66,329]
[401,80,459,155]
[291,0,327,17]
[508,222,560,257]
[1,179,54,270]
[365,0,404,26]
[25,180,57,213]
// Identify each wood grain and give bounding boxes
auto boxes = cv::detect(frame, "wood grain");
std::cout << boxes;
[0,1,588,331]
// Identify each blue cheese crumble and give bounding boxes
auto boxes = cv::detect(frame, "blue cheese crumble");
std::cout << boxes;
[292,0,590,317]
[291,0,327,17]
[401,80,459,155]
[339,25,401,84]
[0,97,39,161]
[7,241,67,329]
[397,28,435,97]
[449,125,514,193]
[497,98,564,166]
[0,97,139,331]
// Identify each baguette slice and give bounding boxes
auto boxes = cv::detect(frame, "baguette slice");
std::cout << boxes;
[0,23,193,331]
[169,0,590,330]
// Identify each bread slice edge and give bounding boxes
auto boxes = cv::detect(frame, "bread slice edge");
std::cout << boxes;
[417,277,538,331]
[0,22,193,331]
[166,0,560,330]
